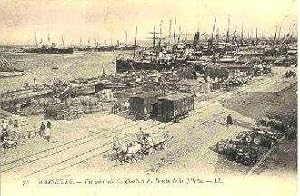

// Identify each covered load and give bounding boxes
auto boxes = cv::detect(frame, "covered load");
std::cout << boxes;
[155,93,194,122]
[129,91,162,120]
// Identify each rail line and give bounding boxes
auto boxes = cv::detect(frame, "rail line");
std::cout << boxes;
[1,118,141,172]
[24,120,168,178]
[41,102,224,178]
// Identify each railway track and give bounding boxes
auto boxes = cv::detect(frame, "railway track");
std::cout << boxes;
[1,118,141,173]
[40,104,224,178]
[22,120,167,179]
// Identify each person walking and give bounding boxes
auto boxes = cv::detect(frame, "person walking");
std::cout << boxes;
[44,126,51,142]
[226,114,233,126]
[39,122,46,137]
[46,121,52,129]
[1,120,8,142]
[44,120,52,142]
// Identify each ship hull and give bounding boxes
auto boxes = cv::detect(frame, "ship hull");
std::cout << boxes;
[116,59,176,73]
[24,47,74,54]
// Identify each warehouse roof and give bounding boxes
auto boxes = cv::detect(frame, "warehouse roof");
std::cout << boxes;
[159,92,194,101]
[130,91,162,98]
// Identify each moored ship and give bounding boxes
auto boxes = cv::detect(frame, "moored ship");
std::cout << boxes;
[24,45,74,54]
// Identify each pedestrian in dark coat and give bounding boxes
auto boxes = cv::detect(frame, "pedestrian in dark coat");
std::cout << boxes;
[226,114,233,126]
[46,121,52,129]
[40,122,46,136]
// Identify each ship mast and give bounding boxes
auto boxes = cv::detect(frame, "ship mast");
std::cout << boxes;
[255,27,258,45]
[153,26,156,49]
[273,26,277,44]
[133,26,138,60]
[134,26,137,47]
[226,16,230,43]
[178,26,181,42]
[47,33,51,45]
[124,30,128,45]
[34,33,38,47]
[150,25,159,49]
[241,24,244,46]
[216,27,219,45]
[168,19,172,45]
[159,20,162,48]
[211,17,217,42]
[173,18,177,44]
[61,35,65,48]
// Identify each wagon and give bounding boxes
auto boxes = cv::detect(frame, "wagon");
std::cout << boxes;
[212,139,266,166]
[128,92,163,120]
[155,93,194,122]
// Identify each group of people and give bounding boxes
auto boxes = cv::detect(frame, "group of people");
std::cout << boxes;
[39,121,52,142]
[1,118,53,146]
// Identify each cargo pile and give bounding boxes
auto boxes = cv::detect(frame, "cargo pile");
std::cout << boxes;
[45,96,103,120]
[211,128,284,166]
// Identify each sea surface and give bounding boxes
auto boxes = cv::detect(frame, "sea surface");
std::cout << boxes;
[0,51,131,93]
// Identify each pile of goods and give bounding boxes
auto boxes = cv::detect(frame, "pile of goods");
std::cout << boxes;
[45,103,84,120]
[223,74,252,90]
[106,131,172,164]
[284,70,296,78]
[69,96,103,114]
[211,128,284,166]
[16,97,60,116]
[45,96,103,120]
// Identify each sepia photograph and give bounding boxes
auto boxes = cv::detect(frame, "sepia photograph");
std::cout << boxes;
[0,0,298,195]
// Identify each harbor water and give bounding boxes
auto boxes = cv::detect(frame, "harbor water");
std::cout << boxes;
[0,51,130,93]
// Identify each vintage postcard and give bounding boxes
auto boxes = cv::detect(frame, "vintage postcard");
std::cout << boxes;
[0,0,297,195]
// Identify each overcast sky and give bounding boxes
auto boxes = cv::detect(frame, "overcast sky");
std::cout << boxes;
[0,0,297,45]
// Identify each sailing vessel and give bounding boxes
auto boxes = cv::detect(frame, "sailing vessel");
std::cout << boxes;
[116,24,182,73]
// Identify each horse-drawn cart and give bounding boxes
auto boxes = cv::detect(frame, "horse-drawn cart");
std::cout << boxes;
[107,131,172,164]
